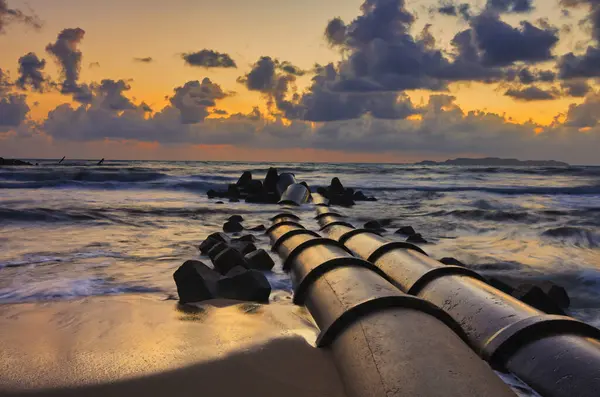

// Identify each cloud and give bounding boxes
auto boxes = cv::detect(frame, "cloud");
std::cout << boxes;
[469,14,559,67]
[170,78,230,124]
[134,57,154,63]
[558,46,600,78]
[45,28,86,94]
[436,2,471,20]
[16,52,47,92]
[182,50,237,68]
[0,0,42,34]
[486,0,534,14]
[89,62,100,68]
[564,92,600,127]
[0,93,29,131]
[560,0,600,42]
[505,86,557,101]
[562,79,591,96]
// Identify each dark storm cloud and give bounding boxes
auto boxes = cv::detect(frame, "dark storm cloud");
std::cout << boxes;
[0,93,29,130]
[516,68,556,84]
[46,28,86,94]
[182,50,237,69]
[561,0,600,42]
[436,2,471,20]
[325,17,347,45]
[505,86,557,101]
[16,52,47,92]
[469,14,559,67]
[133,57,154,63]
[97,79,137,111]
[558,46,600,78]
[486,0,534,13]
[562,79,591,96]
[0,0,42,34]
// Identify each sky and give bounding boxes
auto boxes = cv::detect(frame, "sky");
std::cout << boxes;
[1,0,600,164]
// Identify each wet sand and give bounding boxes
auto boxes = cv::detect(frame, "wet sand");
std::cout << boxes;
[0,295,347,397]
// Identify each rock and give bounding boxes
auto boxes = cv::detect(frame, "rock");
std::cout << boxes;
[248,224,266,232]
[208,241,229,261]
[330,177,345,195]
[364,220,383,230]
[217,268,271,303]
[440,257,466,267]
[227,184,240,199]
[228,215,244,223]
[223,221,244,233]
[230,241,258,256]
[487,278,516,295]
[229,198,240,203]
[173,260,221,304]
[316,186,329,198]
[212,247,248,275]
[396,226,417,236]
[264,167,279,193]
[354,191,367,201]
[245,180,263,195]
[539,281,570,309]
[233,234,257,243]
[199,232,230,255]
[207,189,217,199]
[244,249,275,271]
[406,234,428,244]
[512,284,565,315]
[216,201,224,205]
[237,171,253,187]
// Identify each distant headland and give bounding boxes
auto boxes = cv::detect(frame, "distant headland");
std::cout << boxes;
[415,157,570,167]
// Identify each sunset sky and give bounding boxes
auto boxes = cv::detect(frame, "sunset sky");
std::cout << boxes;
[1,0,600,163]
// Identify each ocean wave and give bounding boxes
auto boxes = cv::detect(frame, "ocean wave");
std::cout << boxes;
[432,209,533,222]
[363,184,600,195]
[0,277,162,304]
[542,227,600,248]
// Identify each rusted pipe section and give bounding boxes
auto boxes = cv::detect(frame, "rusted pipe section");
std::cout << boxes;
[268,218,516,397]
[317,210,600,397]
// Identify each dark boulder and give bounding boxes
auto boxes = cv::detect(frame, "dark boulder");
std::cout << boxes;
[233,234,257,243]
[440,257,466,267]
[207,189,218,199]
[236,171,253,187]
[364,220,383,230]
[229,198,240,203]
[208,242,229,261]
[396,226,417,236]
[316,186,329,198]
[539,281,570,309]
[487,278,516,295]
[244,249,275,271]
[227,184,240,199]
[228,215,244,223]
[248,224,266,232]
[173,260,221,304]
[0,158,32,166]
[512,284,565,315]
[407,234,428,244]
[199,238,219,255]
[212,247,248,275]
[216,201,224,204]
[229,241,257,256]
[354,191,367,201]
[330,177,345,195]
[217,268,271,303]
[223,220,244,233]
[245,180,264,195]
[264,167,279,193]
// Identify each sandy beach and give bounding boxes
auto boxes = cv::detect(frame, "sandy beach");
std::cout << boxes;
[0,295,347,397]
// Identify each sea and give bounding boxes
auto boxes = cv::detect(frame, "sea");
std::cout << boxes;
[1,159,600,330]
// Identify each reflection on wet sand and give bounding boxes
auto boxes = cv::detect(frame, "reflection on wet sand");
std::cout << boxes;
[0,295,346,397]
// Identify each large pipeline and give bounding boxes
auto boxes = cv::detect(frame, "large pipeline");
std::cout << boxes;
[267,216,516,397]
[315,201,600,397]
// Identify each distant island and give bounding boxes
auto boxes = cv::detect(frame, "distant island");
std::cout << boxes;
[415,157,570,167]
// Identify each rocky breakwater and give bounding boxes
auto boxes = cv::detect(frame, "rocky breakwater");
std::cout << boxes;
[207,167,283,204]
[174,215,275,305]
[317,177,376,207]
[0,158,33,166]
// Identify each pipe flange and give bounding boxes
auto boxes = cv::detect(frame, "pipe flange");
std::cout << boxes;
[338,228,382,245]
[367,241,428,262]
[408,266,486,295]
[482,315,600,370]
[292,257,384,305]
[316,294,468,347]
[315,212,344,220]
[319,220,355,231]
[265,221,305,236]
[272,228,321,253]
[270,213,300,222]
[282,238,352,271]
